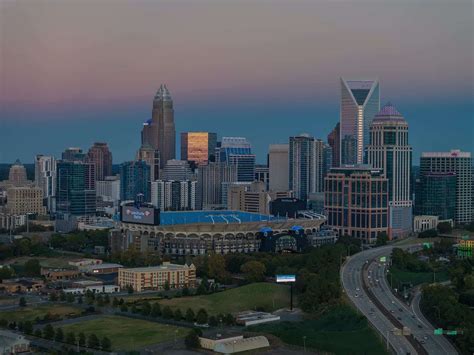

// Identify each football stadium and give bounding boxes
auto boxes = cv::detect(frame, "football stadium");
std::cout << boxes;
[116,209,327,255]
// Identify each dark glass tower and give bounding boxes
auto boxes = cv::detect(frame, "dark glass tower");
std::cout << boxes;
[120,161,151,202]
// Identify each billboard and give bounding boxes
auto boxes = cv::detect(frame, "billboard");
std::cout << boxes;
[276,274,296,283]
[121,206,159,225]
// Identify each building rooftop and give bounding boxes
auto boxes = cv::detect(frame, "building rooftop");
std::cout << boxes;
[120,262,194,273]
[373,102,406,123]
[159,210,286,225]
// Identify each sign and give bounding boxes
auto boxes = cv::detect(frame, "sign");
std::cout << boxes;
[434,328,443,335]
[423,242,433,249]
[379,256,387,263]
[121,206,159,225]
[276,274,296,283]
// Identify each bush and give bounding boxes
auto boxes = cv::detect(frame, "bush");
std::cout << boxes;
[174,309,183,321]
[185,308,195,323]
[184,329,200,349]
[34,329,42,338]
[43,324,54,340]
[418,229,438,238]
[101,336,112,351]
[196,308,208,325]
[162,306,173,319]
[78,332,86,347]
[437,222,452,234]
[55,327,64,342]
[151,303,161,317]
[88,333,100,349]
[209,316,218,327]
[66,331,76,344]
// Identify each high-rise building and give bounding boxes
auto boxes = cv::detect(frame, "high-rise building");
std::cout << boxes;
[120,161,151,202]
[216,137,256,182]
[56,161,96,215]
[181,132,217,165]
[366,103,412,237]
[8,159,28,186]
[151,180,196,211]
[62,148,86,162]
[415,173,456,220]
[96,176,120,206]
[255,165,269,190]
[323,143,333,177]
[327,122,340,168]
[141,85,176,168]
[419,150,472,224]
[162,160,194,181]
[268,144,289,192]
[136,144,161,181]
[87,142,112,181]
[289,134,325,200]
[340,78,380,164]
[324,166,389,244]
[34,155,56,212]
[6,186,46,215]
[197,162,237,209]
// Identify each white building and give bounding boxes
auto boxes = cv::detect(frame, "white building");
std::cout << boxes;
[34,155,56,212]
[268,144,289,191]
[151,180,196,211]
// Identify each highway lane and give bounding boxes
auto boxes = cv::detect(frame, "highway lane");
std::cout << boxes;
[341,245,458,355]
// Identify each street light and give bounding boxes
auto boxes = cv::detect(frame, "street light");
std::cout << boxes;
[303,336,307,352]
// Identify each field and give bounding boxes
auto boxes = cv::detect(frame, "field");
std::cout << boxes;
[389,266,449,287]
[6,256,78,269]
[158,283,291,315]
[0,304,82,323]
[249,305,388,355]
[61,315,187,351]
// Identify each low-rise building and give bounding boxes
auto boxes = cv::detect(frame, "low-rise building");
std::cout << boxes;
[0,278,44,293]
[83,263,123,275]
[118,262,196,292]
[68,258,103,270]
[40,267,81,281]
[413,215,439,233]
[199,334,270,354]
[63,284,120,294]
[0,330,30,354]
[235,311,280,326]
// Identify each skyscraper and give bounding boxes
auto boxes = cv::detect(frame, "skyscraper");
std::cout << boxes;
[151,180,196,211]
[62,147,86,162]
[327,122,340,168]
[340,78,380,165]
[120,161,151,202]
[56,161,96,215]
[289,134,325,200]
[324,166,389,244]
[141,84,176,168]
[216,137,256,182]
[136,144,161,181]
[366,103,412,237]
[269,144,289,192]
[8,159,28,186]
[35,155,56,212]
[87,142,112,181]
[162,160,194,181]
[197,162,237,209]
[419,150,472,224]
[181,132,217,165]
[415,173,456,220]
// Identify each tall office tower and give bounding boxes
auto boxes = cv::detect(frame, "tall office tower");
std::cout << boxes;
[324,166,389,244]
[162,160,194,181]
[6,186,46,215]
[420,150,472,224]
[34,155,56,212]
[181,132,217,165]
[120,161,151,202]
[366,103,412,238]
[96,176,121,205]
[8,159,28,186]
[151,180,196,211]
[216,137,256,182]
[269,144,289,191]
[323,144,333,177]
[327,122,340,168]
[197,162,237,209]
[415,173,456,220]
[86,142,112,181]
[289,134,325,200]
[255,165,269,190]
[56,161,96,215]
[62,147,86,162]
[141,84,176,168]
[340,78,380,165]
[137,145,161,181]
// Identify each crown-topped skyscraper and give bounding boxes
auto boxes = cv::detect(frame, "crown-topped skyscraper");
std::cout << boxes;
[141,84,176,168]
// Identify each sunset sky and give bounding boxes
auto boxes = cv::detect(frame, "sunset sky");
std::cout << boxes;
[1,0,473,163]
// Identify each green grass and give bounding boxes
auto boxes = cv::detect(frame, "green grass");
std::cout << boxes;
[249,305,387,355]
[61,315,187,351]
[392,237,441,246]
[158,283,290,315]
[389,266,450,287]
[0,304,82,323]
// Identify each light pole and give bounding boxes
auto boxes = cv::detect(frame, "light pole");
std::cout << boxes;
[303,336,307,352]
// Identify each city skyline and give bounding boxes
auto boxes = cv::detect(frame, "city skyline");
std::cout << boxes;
[1,0,473,163]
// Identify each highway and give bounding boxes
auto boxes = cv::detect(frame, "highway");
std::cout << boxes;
[341,245,458,355]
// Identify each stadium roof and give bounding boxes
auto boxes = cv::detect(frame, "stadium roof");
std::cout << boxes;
[159,210,286,225]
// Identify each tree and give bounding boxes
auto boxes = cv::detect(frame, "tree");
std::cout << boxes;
[182,286,190,296]
[196,308,208,325]
[185,308,195,323]
[141,301,152,316]
[208,315,218,327]
[66,293,75,303]
[49,293,58,302]
[131,304,139,314]
[224,313,234,326]
[24,259,41,277]
[0,319,8,328]
[23,321,33,335]
[184,329,200,349]
[151,303,161,317]
[418,229,438,238]
[120,304,128,313]
[101,336,112,351]
[162,306,173,319]
[207,254,230,283]
[127,285,134,294]
[112,297,119,307]
[59,291,66,302]
[88,333,100,349]
[376,232,388,246]
[78,332,86,347]
[78,295,83,304]
[103,294,110,304]
[34,329,42,338]
[43,324,54,340]
[437,222,452,234]
[164,280,170,291]
[66,331,76,345]
[55,327,64,342]
[19,297,26,307]
[174,309,183,321]
[0,265,14,279]
[240,261,266,282]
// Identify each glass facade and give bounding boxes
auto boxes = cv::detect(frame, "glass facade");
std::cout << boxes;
[415,173,456,220]
[120,161,151,202]
[181,132,217,165]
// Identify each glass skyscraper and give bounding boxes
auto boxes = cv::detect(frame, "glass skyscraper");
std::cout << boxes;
[415,172,456,220]
[181,132,217,165]
[120,160,151,202]
[216,137,255,182]
[340,78,380,165]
